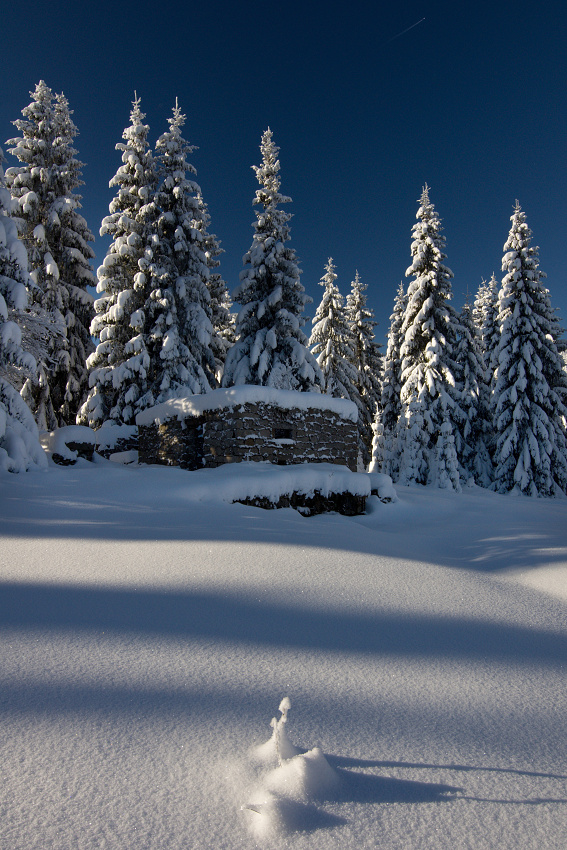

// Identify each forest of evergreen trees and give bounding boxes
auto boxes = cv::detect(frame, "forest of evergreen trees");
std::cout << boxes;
[1,82,567,497]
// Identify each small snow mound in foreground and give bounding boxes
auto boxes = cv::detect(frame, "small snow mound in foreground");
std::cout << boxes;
[242,697,340,839]
[264,746,339,800]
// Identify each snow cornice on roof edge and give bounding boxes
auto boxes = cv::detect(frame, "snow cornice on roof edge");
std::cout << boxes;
[135,386,359,426]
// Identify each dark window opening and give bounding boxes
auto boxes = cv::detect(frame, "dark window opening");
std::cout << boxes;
[274,427,293,439]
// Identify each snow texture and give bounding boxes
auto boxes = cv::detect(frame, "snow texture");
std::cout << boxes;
[43,425,97,461]
[135,384,358,426]
[1,462,566,849]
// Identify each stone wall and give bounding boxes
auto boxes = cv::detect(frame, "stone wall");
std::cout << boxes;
[138,400,357,471]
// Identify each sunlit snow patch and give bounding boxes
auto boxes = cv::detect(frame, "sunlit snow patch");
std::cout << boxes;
[263,746,339,800]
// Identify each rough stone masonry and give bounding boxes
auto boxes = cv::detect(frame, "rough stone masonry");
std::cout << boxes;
[137,389,358,473]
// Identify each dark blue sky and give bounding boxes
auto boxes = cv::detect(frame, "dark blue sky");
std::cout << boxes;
[2,0,566,346]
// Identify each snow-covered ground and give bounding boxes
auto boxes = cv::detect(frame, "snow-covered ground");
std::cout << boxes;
[1,458,566,849]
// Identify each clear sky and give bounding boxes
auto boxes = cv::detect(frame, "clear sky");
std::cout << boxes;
[2,0,566,346]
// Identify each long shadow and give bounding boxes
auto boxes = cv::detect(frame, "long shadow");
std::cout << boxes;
[1,582,566,665]
[459,795,567,804]
[334,769,461,804]
[327,757,567,806]
[328,756,567,782]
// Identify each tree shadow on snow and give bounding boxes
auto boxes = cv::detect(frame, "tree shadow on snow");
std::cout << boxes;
[1,581,567,666]
[2,470,567,577]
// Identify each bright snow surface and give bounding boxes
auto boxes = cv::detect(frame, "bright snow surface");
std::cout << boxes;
[1,458,566,849]
[134,385,358,426]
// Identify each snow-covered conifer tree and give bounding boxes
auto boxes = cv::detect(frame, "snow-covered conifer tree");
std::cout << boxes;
[372,281,407,477]
[492,202,567,496]
[198,193,234,383]
[472,273,501,464]
[454,300,492,486]
[309,259,360,402]
[435,415,461,491]
[0,149,46,471]
[135,102,217,409]
[473,274,500,387]
[79,97,157,427]
[6,82,95,428]
[345,270,381,467]
[396,186,464,489]
[223,130,321,391]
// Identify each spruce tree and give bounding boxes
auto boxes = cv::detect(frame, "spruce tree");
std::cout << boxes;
[0,149,46,471]
[6,81,95,428]
[138,102,216,408]
[345,270,381,467]
[223,129,321,391]
[198,193,234,383]
[454,300,492,486]
[309,258,359,400]
[372,281,407,477]
[472,274,501,471]
[80,96,157,427]
[473,273,500,393]
[492,202,567,496]
[396,186,463,490]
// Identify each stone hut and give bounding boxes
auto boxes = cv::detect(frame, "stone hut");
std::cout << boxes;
[135,386,358,472]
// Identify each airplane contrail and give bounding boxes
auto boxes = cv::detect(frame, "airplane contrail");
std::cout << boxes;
[386,17,426,44]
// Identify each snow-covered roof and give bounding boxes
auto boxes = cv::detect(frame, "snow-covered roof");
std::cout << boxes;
[135,386,358,426]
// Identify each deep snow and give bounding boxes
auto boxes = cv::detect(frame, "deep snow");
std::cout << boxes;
[1,457,566,849]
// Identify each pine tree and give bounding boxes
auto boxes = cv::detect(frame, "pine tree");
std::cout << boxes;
[492,202,567,496]
[345,270,381,467]
[79,96,157,427]
[309,258,360,401]
[372,280,406,477]
[0,149,46,471]
[6,81,95,428]
[138,102,217,408]
[223,129,321,391]
[396,186,463,490]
